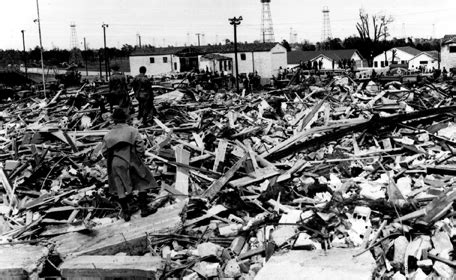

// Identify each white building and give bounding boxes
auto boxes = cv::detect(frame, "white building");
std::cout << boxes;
[372,46,421,69]
[129,43,287,80]
[408,51,439,71]
[287,49,365,69]
[441,34,456,71]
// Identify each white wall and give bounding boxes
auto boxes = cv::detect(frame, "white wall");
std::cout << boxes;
[441,43,456,70]
[311,56,333,70]
[270,44,288,77]
[351,52,364,67]
[373,48,415,68]
[408,53,438,71]
[129,54,180,76]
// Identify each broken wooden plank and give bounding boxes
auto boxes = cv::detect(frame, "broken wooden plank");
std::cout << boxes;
[174,145,190,196]
[229,167,280,188]
[244,140,260,173]
[213,139,228,172]
[60,255,163,279]
[0,167,15,206]
[51,200,186,258]
[203,155,247,200]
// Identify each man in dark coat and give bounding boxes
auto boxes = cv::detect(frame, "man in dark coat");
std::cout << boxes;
[108,64,129,112]
[131,66,155,126]
[102,109,158,221]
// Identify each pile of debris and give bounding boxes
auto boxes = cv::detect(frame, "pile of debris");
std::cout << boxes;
[1,76,456,279]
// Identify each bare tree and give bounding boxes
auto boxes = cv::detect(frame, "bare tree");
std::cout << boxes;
[356,9,393,66]
[356,9,394,43]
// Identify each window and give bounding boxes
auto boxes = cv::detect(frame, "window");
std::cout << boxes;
[240,53,246,60]
[381,61,385,67]
[419,61,428,64]
[163,57,168,63]
[385,61,389,66]
[149,57,155,63]
[174,62,177,70]
[374,61,378,68]
[449,46,456,53]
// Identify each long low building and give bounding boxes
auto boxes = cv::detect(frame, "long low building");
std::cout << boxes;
[287,49,366,69]
[129,43,287,79]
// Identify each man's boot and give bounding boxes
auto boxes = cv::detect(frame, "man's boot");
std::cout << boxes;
[138,192,155,217]
[119,197,131,222]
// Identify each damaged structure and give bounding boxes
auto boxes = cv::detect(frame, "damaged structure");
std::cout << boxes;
[0,67,456,280]
[129,42,287,80]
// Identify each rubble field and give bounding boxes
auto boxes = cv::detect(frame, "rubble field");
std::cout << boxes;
[1,74,456,280]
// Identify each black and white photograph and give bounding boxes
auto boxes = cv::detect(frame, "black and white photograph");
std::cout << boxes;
[1,0,456,279]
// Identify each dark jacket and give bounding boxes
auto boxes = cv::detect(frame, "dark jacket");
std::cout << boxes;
[131,73,152,101]
[102,124,157,198]
[109,72,129,107]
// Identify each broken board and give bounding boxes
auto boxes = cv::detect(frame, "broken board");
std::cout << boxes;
[60,255,163,279]
[51,200,186,259]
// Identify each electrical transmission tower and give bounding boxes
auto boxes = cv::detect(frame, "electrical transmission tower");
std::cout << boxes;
[69,22,83,65]
[321,6,332,42]
[260,0,275,43]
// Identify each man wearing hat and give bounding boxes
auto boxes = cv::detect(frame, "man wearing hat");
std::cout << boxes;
[102,108,158,221]
[108,64,129,112]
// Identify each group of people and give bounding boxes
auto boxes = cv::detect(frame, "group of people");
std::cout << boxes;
[103,65,159,221]
[108,64,156,127]
[187,69,262,93]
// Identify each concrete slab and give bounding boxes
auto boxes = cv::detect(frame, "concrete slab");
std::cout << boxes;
[255,248,375,280]
[0,244,49,280]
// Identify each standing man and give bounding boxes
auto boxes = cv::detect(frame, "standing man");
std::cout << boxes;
[131,66,155,126]
[108,64,129,112]
[102,108,158,221]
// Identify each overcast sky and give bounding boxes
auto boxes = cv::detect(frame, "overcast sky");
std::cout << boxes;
[1,0,455,50]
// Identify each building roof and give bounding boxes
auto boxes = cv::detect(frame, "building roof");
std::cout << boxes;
[287,49,363,64]
[442,34,456,45]
[394,46,421,56]
[410,50,439,61]
[201,53,232,60]
[131,43,280,57]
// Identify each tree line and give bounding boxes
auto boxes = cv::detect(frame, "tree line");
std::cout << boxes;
[0,44,138,68]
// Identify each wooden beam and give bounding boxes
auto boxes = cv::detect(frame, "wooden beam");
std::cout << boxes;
[244,140,259,173]
[229,167,280,188]
[213,140,228,172]
[60,255,163,279]
[203,155,247,200]
[174,145,191,196]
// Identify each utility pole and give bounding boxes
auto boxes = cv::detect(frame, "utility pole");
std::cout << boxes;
[35,0,46,97]
[21,30,28,79]
[195,33,202,46]
[83,37,88,77]
[102,23,109,79]
[229,16,242,93]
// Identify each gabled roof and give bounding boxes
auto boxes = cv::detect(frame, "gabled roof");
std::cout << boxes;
[442,34,456,45]
[287,49,363,64]
[394,46,421,56]
[410,50,439,61]
[131,43,280,57]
